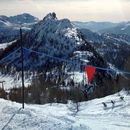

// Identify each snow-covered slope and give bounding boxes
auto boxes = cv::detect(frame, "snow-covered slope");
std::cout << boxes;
[73,21,130,36]
[73,21,118,32]
[80,28,130,69]
[0,40,16,50]
[0,91,130,130]
[8,13,39,24]
[0,73,31,90]
[0,13,38,27]
[0,13,39,43]
[1,12,108,70]
[100,22,130,36]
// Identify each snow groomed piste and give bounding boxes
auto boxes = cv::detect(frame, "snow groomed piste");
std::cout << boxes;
[0,90,130,130]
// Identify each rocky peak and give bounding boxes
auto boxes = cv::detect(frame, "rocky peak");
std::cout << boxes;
[43,12,57,21]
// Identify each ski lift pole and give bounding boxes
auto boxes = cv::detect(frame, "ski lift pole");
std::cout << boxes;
[20,27,25,109]
[73,62,75,82]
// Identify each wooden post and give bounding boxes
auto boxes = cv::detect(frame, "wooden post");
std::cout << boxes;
[20,28,25,109]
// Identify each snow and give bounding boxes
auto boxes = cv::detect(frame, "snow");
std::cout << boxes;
[0,73,31,91]
[0,40,16,49]
[21,26,31,30]
[0,91,130,130]
[69,72,88,83]
[64,28,80,44]
[74,51,93,57]
[0,20,12,27]
[121,22,130,31]
[0,13,39,43]
[0,71,85,90]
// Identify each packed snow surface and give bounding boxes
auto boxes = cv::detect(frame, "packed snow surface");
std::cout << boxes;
[0,72,85,90]
[0,91,130,130]
[0,74,31,90]
[0,40,16,49]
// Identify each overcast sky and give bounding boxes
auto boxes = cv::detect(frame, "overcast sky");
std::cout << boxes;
[0,0,130,22]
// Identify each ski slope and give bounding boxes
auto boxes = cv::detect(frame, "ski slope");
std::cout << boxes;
[0,74,31,90]
[0,40,16,49]
[0,91,130,130]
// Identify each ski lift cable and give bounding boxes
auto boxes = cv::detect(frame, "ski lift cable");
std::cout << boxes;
[23,47,130,75]
[0,48,21,64]
[1,108,22,130]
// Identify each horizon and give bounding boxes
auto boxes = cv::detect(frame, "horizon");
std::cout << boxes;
[0,0,130,22]
[1,12,130,23]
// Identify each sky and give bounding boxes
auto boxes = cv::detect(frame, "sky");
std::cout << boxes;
[0,0,130,22]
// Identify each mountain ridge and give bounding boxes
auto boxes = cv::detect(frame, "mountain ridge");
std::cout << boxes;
[0,13,39,43]
[73,21,130,36]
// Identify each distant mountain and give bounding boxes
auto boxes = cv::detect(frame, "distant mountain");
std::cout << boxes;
[80,28,130,69]
[8,13,39,24]
[0,13,39,43]
[0,13,38,25]
[73,21,130,36]
[73,21,118,32]
[100,22,130,36]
